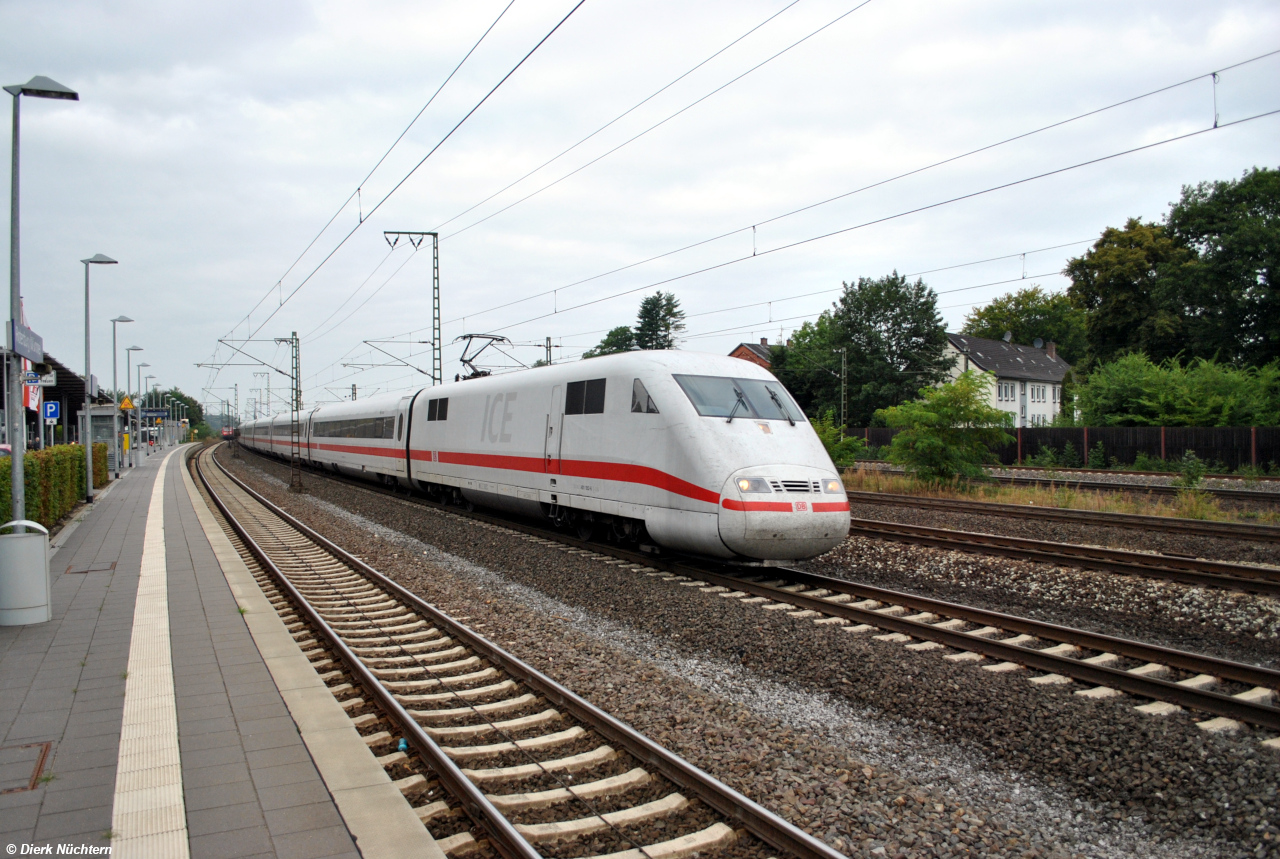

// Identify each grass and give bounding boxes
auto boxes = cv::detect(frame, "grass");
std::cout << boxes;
[842,465,1280,524]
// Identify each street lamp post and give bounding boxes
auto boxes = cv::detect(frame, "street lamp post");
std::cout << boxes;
[141,370,153,456]
[125,346,141,466]
[110,316,132,477]
[81,254,117,503]
[6,75,79,528]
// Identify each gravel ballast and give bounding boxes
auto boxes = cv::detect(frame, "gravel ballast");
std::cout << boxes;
[845,500,1280,567]
[822,515,1280,671]
[219,449,1280,858]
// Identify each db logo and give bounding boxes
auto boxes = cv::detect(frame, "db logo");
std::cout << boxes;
[794,501,809,512]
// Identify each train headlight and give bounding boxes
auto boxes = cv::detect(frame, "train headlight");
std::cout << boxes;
[823,479,843,493]
[737,477,771,493]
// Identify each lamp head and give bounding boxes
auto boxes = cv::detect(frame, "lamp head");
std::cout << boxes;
[126,346,143,352]
[5,76,78,100]
[81,254,117,265]
[111,315,133,324]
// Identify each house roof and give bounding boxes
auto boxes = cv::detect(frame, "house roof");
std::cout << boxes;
[946,333,1071,382]
[732,342,771,363]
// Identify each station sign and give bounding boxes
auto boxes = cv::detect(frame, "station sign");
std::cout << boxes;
[141,408,169,418]
[39,371,55,387]
[7,321,43,363]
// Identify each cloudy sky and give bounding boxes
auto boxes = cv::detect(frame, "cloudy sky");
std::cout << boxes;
[2,0,1276,417]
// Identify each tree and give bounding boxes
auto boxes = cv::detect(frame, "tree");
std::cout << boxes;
[163,388,204,425]
[582,326,636,359]
[633,291,686,350]
[1065,218,1194,369]
[774,273,953,425]
[961,285,1087,365]
[875,371,1014,481]
[1164,167,1280,366]
[1072,353,1280,427]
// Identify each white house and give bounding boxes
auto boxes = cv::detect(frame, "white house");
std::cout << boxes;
[943,333,1071,427]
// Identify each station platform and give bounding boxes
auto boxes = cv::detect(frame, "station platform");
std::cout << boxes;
[0,445,434,858]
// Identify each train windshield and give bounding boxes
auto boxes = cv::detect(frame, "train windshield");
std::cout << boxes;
[673,374,801,421]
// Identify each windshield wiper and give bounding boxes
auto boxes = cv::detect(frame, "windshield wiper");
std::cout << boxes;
[725,389,747,423]
[767,388,795,425]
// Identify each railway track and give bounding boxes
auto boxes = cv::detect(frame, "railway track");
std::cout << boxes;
[846,517,1280,596]
[865,465,1280,503]
[223,445,1279,735]
[192,446,842,859]
[845,489,1280,543]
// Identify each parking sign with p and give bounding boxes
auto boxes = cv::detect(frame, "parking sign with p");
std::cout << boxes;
[43,401,59,421]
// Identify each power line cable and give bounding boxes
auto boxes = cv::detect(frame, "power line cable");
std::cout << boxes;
[439,0,875,242]
[430,0,804,235]
[483,106,1280,336]
[216,0,518,351]
[207,0,587,379]
[436,47,1280,329]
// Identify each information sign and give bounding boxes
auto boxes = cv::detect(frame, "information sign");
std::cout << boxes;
[141,408,169,418]
[23,371,40,386]
[43,401,59,421]
[7,321,43,363]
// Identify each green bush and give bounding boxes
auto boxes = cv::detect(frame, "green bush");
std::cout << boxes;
[808,410,867,467]
[876,371,1014,482]
[1087,440,1108,469]
[1173,449,1208,489]
[0,443,110,529]
[1059,441,1082,468]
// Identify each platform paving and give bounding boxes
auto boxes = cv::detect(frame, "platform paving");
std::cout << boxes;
[0,445,361,857]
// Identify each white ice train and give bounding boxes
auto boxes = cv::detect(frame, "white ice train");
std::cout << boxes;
[240,351,849,561]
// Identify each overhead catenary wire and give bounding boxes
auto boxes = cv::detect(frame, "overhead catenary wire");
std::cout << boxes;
[294,50,1279,391]
[477,106,1280,337]
[215,0,518,354]
[206,0,588,381]
[437,0,875,241]
[433,47,1280,330]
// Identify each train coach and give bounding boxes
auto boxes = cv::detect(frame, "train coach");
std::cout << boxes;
[240,351,849,561]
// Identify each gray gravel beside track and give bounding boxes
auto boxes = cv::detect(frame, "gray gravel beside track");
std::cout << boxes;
[846,501,1280,567]
[830,511,1280,670]
[222,449,1280,858]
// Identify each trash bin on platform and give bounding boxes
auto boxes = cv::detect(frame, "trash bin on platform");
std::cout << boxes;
[0,520,52,625]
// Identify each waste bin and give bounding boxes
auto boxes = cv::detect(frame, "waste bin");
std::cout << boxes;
[0,520,52,625]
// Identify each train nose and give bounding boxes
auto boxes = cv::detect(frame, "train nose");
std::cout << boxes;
[717,467,849,561]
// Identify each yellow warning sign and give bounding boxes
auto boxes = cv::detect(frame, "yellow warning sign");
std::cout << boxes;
[120,395,135,410]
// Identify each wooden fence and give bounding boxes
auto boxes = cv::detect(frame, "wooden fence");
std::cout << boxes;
[851,426,1279,471]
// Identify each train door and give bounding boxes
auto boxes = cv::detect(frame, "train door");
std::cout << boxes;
[544,385,563,473]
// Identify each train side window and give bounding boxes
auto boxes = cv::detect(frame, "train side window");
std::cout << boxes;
[565,381,585,415]
[396,414,403,440]
[567,379,605,415]
[583,379,606,414]
[631,378,659,414]
[383,417,395,439]
[437,398,448,420]
[427,399,438,421]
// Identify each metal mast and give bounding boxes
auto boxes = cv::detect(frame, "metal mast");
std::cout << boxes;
[384,231,440,385]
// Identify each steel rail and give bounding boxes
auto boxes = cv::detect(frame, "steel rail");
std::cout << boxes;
[206,446,846,859]
[991,474,1280,502]
[193,449,542,859]
[865,465,1280,502]
[847,518,1280,596]
[845,490,1280,543]
[1001,463,1280,484]
[229,446,1280,729]
[676,565,1280,730]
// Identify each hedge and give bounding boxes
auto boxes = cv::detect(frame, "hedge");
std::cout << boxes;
[0,443,111,529]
